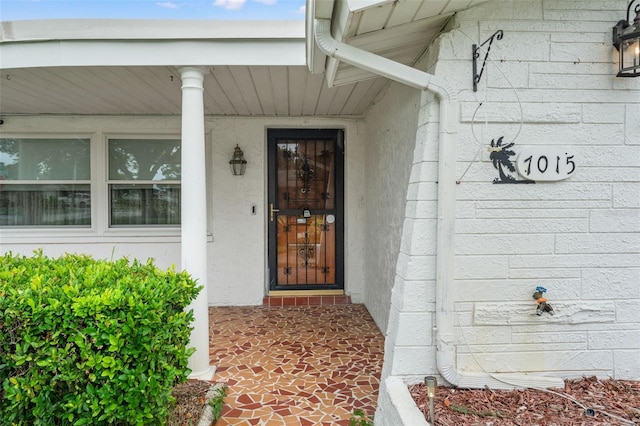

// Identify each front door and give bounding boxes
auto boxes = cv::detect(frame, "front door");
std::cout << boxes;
[268,129,344,291]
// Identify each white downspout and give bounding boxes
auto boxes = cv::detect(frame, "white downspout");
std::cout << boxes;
[314,18,563,389]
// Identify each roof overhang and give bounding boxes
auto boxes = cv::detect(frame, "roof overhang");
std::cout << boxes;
[0,19,306,69]
[0,1,491,117]
[307,0,490,87]
[0,19,392,116]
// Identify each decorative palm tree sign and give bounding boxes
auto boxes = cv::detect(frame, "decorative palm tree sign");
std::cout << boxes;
[489,137,535,184]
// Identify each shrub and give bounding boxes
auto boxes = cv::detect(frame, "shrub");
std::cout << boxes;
[350,409,374,426]
[209,384,228,423]
[0,251,201,425]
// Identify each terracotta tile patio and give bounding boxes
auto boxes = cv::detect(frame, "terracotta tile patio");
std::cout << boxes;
[209,304,384,425]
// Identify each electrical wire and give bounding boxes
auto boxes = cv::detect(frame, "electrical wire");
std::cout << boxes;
[455,30,525,183]
[453,301,636,425]
[466,30,525,147]
[456,144,483,184]
[468,63,524,148]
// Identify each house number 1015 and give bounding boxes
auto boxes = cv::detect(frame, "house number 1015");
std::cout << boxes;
[516,147,576,182]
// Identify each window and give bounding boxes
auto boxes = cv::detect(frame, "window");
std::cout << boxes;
[0,136,182,230]
[0,138,91,227]
[108,138,181,226]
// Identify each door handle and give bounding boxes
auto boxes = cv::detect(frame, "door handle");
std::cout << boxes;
[270,203,280,222]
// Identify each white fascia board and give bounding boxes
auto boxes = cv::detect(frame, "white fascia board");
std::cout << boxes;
[347,0,393,13]
[0,39,306,69]
[313,0,335,20]
[0,19,304,42]
[324,56,341,87]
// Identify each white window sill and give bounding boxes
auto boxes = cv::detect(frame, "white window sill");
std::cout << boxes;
[0,228,214,244]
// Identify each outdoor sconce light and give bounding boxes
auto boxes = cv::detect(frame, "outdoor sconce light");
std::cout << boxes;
[424,376,437,425]
[229,144,247,176]
[472,30,503,91]
[613,0,640,77]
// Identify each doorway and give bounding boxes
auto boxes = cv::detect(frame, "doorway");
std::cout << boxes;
[267,129,344,291]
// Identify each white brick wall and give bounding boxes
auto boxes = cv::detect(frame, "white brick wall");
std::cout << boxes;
[379,0,639,387]
[453,0,638,381]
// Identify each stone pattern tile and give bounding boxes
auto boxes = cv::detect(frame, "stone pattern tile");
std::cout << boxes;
[209,305,384,425]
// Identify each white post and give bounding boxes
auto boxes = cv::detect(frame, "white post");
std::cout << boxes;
[179,66,214,380]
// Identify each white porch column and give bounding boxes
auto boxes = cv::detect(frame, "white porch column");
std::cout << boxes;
[179,66,214,380]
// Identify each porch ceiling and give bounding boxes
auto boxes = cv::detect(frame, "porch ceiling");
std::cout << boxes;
[0,65,389,116]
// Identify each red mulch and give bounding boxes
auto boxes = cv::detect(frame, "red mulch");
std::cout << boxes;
[410,376,640,425]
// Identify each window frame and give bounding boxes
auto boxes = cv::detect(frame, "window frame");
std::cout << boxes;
[0,132,185,241]
[106,136,182,228]
[0,135,93,229]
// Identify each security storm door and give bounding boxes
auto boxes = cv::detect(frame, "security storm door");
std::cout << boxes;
[268,129,344,291]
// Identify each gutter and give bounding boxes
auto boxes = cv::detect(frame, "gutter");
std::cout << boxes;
[314,17,563,390]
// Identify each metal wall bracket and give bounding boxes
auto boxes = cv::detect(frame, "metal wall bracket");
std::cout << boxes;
[472,30,504,92]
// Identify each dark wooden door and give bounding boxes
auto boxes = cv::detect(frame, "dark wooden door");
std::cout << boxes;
[268,129,344,291]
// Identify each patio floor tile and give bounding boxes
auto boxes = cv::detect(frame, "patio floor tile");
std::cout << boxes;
[209,305,384,425]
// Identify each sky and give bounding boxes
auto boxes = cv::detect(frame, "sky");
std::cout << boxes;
[0,0,307,21]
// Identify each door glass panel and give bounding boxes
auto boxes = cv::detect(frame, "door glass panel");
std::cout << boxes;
[276,214,336,285]
[277,140,335,211]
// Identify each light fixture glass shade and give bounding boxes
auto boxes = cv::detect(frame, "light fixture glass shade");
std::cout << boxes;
[424,376,437,426]
[424,376,437,398]
[613,2,640,77]
[229,145,247,176]
[617,28,640,77]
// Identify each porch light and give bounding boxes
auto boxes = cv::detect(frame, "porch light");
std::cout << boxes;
[229,144,247,176]
[613,0,640,77]
[424,376,437,425]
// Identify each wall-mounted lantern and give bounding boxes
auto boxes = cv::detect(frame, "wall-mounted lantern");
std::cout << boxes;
[613,0,640,77]
[229,144,247,176]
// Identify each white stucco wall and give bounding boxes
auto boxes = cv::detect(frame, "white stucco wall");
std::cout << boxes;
[205,117,367,305]
[378,0,640,394]
[361,82,423,332]
[0,115,366,306]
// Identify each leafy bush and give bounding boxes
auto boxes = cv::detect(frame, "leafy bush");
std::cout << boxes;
[0,251,201,425]
[350,409,374,426]
[209,384,228,423]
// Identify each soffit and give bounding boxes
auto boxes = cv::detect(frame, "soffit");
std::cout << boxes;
[313,0,489,87]
[0,65,389,116]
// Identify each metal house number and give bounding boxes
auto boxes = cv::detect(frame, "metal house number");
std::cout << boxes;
[516,147,576,182]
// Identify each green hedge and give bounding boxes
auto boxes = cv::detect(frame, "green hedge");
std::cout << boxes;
[0,252,201,425]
